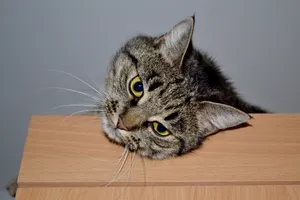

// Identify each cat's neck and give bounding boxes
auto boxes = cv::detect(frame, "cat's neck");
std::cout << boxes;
[183,45,268,113]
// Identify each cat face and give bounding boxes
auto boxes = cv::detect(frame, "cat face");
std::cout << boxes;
[101,16,250,159]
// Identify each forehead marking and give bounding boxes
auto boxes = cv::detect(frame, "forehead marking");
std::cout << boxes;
[123,50,138,65]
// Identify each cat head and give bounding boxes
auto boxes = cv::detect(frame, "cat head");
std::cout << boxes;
[102,16,250,159]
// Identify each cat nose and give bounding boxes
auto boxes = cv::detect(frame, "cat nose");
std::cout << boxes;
[117,116,129,131]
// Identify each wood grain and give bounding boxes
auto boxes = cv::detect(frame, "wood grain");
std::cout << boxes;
[16,185,300,200]
[16,115,300,199]
[18,115,300,187]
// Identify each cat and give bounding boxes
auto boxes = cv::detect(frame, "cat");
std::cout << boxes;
[7,15,267,197]
[101,15,267,160]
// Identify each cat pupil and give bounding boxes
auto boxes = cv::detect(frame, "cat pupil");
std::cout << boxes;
[157,123,166,132]
[134,82,143,92]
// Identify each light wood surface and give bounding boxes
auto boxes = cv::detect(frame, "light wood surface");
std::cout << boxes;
[16,114,300,199]
[16,186,300,200]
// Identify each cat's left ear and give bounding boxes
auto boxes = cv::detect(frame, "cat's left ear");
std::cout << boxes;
[196,101,251,137]
[155,15,195,67]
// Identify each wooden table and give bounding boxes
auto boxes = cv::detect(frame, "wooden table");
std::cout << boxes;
[16,115,300,199]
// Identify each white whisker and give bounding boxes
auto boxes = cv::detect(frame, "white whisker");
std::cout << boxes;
[90,78,103,94]
[114,151,136,181]
[59,115,102,127]
[141,156,147,186]
[60,109,103,124]
[46,87,100,101]
[116,151,136,200]
[103,147,129,187]
[139,156,147,199]
[46,69,102,97]
[113,147,129,171]
[80,71,103,94]
[52,104,98,110]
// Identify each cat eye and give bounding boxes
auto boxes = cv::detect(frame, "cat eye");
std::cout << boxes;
[152,121,170,136]
[129,76,144,98]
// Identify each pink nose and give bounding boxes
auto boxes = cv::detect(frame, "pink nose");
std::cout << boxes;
[117,117,128,131]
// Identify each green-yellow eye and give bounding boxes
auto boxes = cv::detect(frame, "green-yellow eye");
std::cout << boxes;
[152,122,169,136]
[129,76,144,98]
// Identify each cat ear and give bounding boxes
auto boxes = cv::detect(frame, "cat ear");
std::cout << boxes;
[197,101,251,137]
[155,15,195,67]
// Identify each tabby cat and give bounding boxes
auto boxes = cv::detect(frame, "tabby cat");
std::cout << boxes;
[7,15,267,197]
[101,15,266,160]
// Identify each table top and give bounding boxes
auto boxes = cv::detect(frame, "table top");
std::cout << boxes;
[16,114,300,199]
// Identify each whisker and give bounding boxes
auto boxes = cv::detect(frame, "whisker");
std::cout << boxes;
[139,156,147,199]
[90,77,103,95]
[60,109,103,124]
[46,87,100,101]
[86,153,124,163]
[55,114,102,128]
[114,152,136,181]
[113,147,129,171]
[52,104,98,110]
[83,98,101,103]
[69,117,102,127]
[141,156,147,186]
[103,147,129,187]
[80,70,103,94]
[116,151,136,200]
[46,69,102,97]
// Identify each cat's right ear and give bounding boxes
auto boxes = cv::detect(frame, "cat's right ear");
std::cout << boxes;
[154,16,195,68]
[196,101,251,137]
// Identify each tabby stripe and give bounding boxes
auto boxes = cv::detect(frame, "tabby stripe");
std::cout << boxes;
[165,104,183,110]
[152,140,169,149]
[158,87,167,97]
[112,51,121,76]
[164,112,179,121]
[124,51,138,65]
[121,70,128,86]
[148,81,164,92]
[185,96,191,103]
[158,82,172,96]
[174,78,185,84]
[158,78,184,97]
[112,65,117,76]
[177,137,185,156]
[145,71,160,82]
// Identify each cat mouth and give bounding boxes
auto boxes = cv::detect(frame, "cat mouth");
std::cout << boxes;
[103,114,141,152]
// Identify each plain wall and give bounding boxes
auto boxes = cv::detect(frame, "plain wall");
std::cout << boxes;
[1,0,300,196]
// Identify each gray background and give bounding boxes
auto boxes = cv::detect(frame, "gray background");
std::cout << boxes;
[1,0,299,198]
